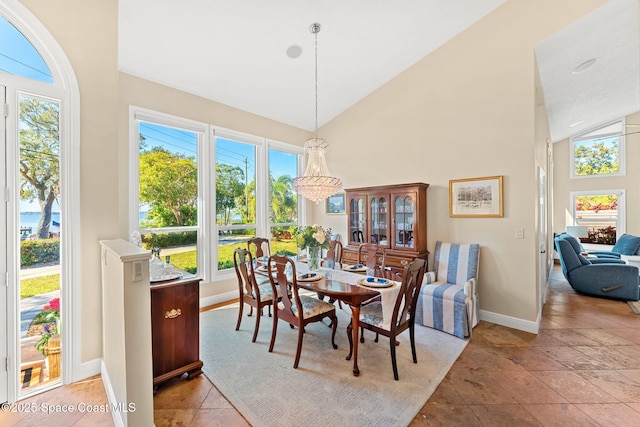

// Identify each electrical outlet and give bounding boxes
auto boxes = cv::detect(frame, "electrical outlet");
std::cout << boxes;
[514,227,525,239]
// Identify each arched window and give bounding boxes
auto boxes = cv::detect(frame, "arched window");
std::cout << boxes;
[0,16,53,83]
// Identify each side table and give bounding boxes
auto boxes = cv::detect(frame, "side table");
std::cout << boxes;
[151,277,203,388]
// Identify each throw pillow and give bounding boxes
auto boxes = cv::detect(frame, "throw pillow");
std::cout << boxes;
[612,234,640,255]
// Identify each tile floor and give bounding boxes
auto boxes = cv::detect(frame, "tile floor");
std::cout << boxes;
[1,265,639,426]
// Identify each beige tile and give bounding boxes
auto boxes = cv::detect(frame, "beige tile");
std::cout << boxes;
[452,346,524,371]
[153,375,213,410]
[153,408,196,427]
[577,370,640,402]
[426,377,464,405]
[468,404,541,426]
[492,370,568,404]
[200,385,234,409]
[447,369,518,405]
[410,404,483,426]
[522,403,600,426]
[189,408,250,427]
[574,403,640,426]
[530,370,618,403]
[499,346,568,371]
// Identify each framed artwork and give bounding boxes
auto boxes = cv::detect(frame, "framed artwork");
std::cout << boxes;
[449,176,504,218]
[326,193,346,214]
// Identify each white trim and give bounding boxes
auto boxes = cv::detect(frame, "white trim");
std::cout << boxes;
[570,118,626,179]
[100,360,126,427]
[0,0,82,400]
[479,309,540,334]
[569,189,626,238]
[199,290,237,309]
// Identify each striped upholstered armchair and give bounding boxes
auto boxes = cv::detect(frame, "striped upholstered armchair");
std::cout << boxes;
[415,241,480,338]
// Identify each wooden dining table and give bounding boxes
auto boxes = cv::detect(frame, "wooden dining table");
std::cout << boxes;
[258,258,401,376]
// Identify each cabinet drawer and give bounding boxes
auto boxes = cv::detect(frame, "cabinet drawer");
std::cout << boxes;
[343,250,358,262]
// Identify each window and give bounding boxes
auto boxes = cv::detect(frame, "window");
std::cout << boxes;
[137,119,200,276]
[570,190,625,244]
[0,16,52,83]
[268,146,299,257]
[215,132,259,270]
[570,120,625,178]
[130,107,302,281]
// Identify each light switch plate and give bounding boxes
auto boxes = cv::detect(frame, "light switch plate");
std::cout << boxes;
[514,227,525,239]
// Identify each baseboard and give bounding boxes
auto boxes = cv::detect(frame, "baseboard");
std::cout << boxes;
[101,360,126,427]
[200,290,237,309]
[71,357,101,383]
[479,309,540,334]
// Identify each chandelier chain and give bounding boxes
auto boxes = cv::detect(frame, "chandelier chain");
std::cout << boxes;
[314,24,319,139]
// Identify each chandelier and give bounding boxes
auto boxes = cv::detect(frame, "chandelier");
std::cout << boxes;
[292,23,343,203]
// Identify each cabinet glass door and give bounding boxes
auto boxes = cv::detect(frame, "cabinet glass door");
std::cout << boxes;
[370,196,389,246]
[394,195,415,249]
[349,196,366,243]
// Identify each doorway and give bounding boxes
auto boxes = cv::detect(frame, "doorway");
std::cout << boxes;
[0,3,79,402]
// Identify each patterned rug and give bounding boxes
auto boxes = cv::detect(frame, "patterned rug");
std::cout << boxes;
[628,300,640,314]
[200,304,467,427]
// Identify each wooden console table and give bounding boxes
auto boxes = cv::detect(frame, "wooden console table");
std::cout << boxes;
[151,277,203,387]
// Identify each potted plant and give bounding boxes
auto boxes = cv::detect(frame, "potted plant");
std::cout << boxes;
[33,297,61,378]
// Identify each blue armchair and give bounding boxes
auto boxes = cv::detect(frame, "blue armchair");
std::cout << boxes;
[555,232,621,259]
[555,234,640,301]
[555,233,625,263]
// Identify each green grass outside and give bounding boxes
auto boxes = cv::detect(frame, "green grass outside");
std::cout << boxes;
[19,238,298,300]
[20,274,60,300]
[171,238,298,271]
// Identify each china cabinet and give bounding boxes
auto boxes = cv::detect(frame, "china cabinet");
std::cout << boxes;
[344,183,429,275]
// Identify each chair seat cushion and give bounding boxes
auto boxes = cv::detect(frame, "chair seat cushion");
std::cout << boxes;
[420,282,467,304]
[360,302,384,327]
[254,283,276,302]
[291,295,335,318]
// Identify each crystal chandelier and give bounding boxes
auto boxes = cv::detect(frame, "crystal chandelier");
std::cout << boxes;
[292,23,343,203]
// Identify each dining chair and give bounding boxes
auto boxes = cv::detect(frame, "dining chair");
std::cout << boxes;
[267,254,338,368]
[233,248,279,343]
[319,239,344,308]
[247,237,271,259]
[347,257,427,380]
[322,239,343,269]
[358,243,382,276]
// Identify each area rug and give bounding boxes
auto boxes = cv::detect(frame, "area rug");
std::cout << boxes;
[200,304,467,427]
[628,300,640,315]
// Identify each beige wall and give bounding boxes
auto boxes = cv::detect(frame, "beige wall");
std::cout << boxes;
[553,111,640,236]
[314,0,606,325]
[22,0,120,363]
[20,0,611,369]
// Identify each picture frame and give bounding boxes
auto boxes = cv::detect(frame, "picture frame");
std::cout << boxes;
[449,176,504,218]
[326,193,346,214]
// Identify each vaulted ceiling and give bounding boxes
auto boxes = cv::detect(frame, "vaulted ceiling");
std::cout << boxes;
[118,0,639,142]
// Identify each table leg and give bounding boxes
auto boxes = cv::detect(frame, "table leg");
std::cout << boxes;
[349,305,361,377]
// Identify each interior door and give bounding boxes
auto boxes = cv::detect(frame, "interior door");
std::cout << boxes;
[1,85,8,403]
[538,166,548,306]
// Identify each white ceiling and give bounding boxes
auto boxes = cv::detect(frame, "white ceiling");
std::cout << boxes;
[535,0,639,142]
[118,0,639,141]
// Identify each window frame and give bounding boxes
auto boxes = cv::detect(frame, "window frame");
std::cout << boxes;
[569,189,626,241]
[129,107,303,283]
[570,118,626,179]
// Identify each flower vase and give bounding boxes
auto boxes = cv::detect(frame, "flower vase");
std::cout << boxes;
[308,247,321,272]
